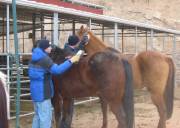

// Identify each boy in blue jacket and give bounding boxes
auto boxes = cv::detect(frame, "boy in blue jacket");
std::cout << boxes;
[28,39,82,128]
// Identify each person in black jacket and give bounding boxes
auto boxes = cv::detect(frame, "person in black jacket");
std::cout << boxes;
[64,33,89,55]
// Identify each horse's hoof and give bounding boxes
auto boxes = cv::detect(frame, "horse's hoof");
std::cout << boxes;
[101,125,107,128]
[60,123,69,128]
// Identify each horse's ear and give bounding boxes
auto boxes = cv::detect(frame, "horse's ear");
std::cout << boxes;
[80,25,84,32]
[84,26,89,32]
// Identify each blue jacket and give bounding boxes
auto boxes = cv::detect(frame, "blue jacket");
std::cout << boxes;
[28,48,72,102]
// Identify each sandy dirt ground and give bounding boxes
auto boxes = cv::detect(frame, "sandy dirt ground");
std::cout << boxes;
[10,86,180,128]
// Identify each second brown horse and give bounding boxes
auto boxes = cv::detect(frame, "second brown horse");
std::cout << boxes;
[129,51,175,128]
[75,26,175,128]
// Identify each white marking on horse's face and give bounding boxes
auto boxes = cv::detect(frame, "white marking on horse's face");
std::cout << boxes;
[134,53,138,57]
[87,33,90,39]
[84,33,90,45]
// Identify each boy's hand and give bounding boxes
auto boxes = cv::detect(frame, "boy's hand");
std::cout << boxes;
[69,50,84,63]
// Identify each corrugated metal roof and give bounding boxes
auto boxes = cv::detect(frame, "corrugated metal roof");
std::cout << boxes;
[66,0,105,9]
[1,0,180,35]
[32,0,103,14]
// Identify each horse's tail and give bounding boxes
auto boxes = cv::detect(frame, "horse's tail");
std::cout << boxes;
[122,59,134,128]
[0,80,8,128]
[164,57,175,119]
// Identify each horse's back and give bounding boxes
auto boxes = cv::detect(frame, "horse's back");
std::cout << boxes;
[89,51,126,98]
[136,51,167,63]
[134,51,170,93]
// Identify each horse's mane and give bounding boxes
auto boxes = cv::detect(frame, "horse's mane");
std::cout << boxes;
[88,31,107,48]
[85,31,107,54]
[50,46,67,64]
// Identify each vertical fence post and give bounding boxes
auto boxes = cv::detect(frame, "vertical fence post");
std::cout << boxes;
[53,12,59,45]
[172,35,176,61]
[135,26,138,53]
[88,18,92,30]
[40,13,44,39]
[145,31,148,51]
[32,13,36,47]
[173,34,176,86]
[114,23,118,49]
[102,24,105,41]
[6,4,10,119]
[173,35,176,54]
[12,0,21,128]
[150,29,154,50]
[122,28,124,53]
[162,33,166,52]
[72,19,76,35]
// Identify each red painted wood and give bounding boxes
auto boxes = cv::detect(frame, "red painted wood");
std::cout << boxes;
[32,0,103,14]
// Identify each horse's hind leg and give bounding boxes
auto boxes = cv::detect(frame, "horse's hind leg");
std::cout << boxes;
[151,94,166,128]
[109,103,126,128]
[99,96,108,128]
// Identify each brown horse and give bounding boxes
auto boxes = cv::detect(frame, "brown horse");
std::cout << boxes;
[51,26,134,128]
[0,71,9,128]
[75,26,175,128]
[128,51,175,128]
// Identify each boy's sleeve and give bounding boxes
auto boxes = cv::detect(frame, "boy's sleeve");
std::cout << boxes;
[38,56,72,75]
[35,56,54,69]
[49,60,72,75]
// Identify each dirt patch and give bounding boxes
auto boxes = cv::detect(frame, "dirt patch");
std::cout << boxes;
[10,86,180,128]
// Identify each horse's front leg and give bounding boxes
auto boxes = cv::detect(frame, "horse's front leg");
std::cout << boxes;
[52,94,63,128]
[99,96,108,128]
[60,98,74,128]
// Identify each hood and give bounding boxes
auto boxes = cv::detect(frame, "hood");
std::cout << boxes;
[31,47,47,62]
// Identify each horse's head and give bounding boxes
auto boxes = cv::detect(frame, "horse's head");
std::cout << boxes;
[77,25,107,55]
[77,25,89,40]
[50,45,67,64]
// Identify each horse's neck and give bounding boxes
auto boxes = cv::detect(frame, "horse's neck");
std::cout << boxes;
[85,32,107,55]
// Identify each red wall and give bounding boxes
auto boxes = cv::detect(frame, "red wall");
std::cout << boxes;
[33,0,103,14]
